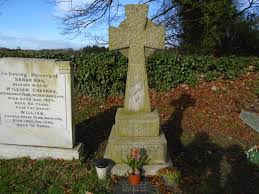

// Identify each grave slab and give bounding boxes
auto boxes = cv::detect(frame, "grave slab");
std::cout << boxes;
[113,177,158,194]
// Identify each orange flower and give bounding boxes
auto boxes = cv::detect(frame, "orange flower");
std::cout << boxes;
[130,148,141,160]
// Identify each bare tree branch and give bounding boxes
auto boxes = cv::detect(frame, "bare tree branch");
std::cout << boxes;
[53,0,114,37]
[54,0,259,47]
[235,0,259,16]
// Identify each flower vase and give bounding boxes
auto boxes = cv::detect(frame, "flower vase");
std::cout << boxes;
[128,174,141,185]
[93,158,110,180]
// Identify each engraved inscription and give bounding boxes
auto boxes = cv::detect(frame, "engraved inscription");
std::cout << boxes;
[114,178,156,193]
[128,82,144,111]
[115,144,161,160]
[0,69,66,129]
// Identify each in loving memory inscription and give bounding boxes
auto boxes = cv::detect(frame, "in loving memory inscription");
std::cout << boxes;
[0,71,65,129]
[0,58,74,148]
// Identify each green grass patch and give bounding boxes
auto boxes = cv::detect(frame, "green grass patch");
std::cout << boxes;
[0,158,111,194]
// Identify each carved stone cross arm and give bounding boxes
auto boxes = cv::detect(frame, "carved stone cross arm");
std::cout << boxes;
[108,4,165,112]
[144,20,165,57]
[109,20,165,58]
[109,26,129,51]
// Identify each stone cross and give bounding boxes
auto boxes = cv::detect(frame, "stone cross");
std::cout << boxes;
[109,4,165,112]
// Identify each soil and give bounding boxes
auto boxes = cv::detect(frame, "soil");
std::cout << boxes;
[75,72,259,194]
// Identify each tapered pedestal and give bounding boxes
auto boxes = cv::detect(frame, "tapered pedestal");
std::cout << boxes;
[104,108,171,175]
[113,108,160,137]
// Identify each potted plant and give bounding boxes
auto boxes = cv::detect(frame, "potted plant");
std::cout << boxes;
[123,147,150,186]
[157,167,181,187]
[246,145,259,164]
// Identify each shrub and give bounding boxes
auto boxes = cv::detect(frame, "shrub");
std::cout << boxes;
[0,49,258,97]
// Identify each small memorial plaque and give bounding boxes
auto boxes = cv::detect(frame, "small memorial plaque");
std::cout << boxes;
[113,178,158,194]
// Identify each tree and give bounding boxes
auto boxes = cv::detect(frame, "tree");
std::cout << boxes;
[221,14,259,56]
[176,0,259,55]
[80,45,107,53]
[54,0,117,36]
[55,0,259,54]
[177,0,238,54]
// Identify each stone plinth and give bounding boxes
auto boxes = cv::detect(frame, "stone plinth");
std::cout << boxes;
[113,108,159,137]
[110,161,172,176]
[104,129,167,164]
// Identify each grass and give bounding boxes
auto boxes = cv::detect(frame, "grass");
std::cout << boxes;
[0,98,113,194]
[0,75,259,193]
[0,158,111,194]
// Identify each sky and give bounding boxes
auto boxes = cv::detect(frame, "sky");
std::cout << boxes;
[0,0,255,50]
[0,0,144,50]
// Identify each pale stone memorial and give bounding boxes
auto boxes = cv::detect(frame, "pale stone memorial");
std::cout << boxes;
[0,58,83,159]
[104,4,171,175]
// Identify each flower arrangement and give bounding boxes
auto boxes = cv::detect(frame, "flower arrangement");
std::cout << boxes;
[157,167,181,187]
[123,147,150,175]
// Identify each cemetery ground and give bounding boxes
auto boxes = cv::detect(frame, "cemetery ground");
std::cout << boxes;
[0,72,258,194]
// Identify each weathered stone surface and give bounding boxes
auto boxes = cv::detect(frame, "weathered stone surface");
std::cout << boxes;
[240,110,259,132]
[0,143,83,160]
[104,129,167,164]
[113,108,160,137]
[109,4,164,113]
[105,4,170,174]
[110,160,173,176]
[0,58,75,148]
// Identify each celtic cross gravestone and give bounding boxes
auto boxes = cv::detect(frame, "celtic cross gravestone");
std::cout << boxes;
[105,4,171,175]
[109,4,164,112]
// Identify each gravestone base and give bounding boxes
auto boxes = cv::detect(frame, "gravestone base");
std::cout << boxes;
[109,158,172,176]
[0,143,84,160]
[104,128,172,175]
[105,130,168,164]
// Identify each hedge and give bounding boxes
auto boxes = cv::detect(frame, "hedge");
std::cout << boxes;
[0,49,258,97]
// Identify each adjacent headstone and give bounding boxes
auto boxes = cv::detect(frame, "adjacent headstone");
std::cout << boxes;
[104,4,171,175]
[240,110,259,133]
[0,58,83,160]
